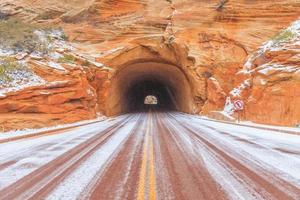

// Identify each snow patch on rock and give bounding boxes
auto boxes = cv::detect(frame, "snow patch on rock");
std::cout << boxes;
[47,61,66,71]
[95,47,124,58]
[230,79,251,97]
[223,97,235,116]
[0,47,14,57]
[257,64,298,75]
[0,60,46,97]
[0,74,46,97]
[240,17,300,74]
[228,18,300,119]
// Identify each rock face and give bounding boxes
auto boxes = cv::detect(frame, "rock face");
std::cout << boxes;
[0,0,299,130]
[0,63,99,131]
[229,20,300,126]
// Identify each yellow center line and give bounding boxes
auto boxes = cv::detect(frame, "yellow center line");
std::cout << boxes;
[137,128,148,200]
[149,131,157,200]
[137,111,157,200]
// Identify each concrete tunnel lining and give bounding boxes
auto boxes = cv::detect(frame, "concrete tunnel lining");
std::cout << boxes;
[106,61,193,115]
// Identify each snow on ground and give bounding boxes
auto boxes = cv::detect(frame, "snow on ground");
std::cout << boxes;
[0,69,46,97]
[219,111,235,120]
[223,97,235,116]
[0,47,14,57]
[0,115,107,141]
[200,148,261,200]
[180,112,300,133]
[47,61,66,71]
[203,123,300,186]
[46,115,138,200]
[166,117,264,200]
[0,112,299,198]
[0,115,125,189]
[240,121,300,132]
[0,28,74,98]
[167,113,300,199]
[174,113,300,196]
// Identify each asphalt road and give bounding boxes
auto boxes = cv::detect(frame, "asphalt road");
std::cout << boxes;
[0,111,299,200]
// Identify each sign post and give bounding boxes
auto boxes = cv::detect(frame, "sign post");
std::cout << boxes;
[233,100,244,123]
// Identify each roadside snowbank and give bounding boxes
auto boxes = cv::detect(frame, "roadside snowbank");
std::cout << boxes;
[180,113,300,134]
[0,115,107,141]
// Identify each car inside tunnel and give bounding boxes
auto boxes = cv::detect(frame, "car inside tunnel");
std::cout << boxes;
[105,61,194,116]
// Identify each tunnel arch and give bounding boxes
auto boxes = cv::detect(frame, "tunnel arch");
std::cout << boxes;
[105,61,194,115]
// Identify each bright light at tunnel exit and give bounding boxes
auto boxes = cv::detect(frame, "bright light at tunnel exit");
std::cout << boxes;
[144,95,158,105]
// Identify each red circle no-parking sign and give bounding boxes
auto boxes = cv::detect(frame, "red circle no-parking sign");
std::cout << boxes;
[234,100,244,111]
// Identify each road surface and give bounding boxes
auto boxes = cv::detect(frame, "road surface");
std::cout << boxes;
[0,111,299,200]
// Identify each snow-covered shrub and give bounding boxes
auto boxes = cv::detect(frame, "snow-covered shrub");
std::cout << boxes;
[272,29,296,44]
[0,57,24,83]
[58,54,76,64]
[0,18,41,52]
[0,56,45,93]
[0,18,68,55]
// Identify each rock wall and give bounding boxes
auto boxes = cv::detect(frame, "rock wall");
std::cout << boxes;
[0,63,98,131]
[0,0,299,130]
[227,19,300,126]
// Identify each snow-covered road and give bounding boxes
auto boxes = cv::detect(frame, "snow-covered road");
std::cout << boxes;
[0,111,299,200]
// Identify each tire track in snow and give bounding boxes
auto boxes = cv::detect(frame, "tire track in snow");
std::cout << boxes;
[166,113,300,200]
[46,114,141,200]
[0,115,135,200]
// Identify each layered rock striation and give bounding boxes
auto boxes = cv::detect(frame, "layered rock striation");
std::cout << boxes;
[0,0,299,130]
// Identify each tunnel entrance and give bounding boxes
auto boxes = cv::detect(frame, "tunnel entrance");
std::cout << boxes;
[127,80,176,112]
[106,61,194,116]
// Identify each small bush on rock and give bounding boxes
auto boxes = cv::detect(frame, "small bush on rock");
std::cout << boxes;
[61,32,69,41]
[82,60,91,66]
[58,54,76,63]
[0,17,69,54]
[0,18,51,54]
[0,57,24,82]
[272,29,296,43]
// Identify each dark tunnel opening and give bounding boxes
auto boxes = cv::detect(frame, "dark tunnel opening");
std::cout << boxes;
[105,61,194,116]
[126,80,176,112]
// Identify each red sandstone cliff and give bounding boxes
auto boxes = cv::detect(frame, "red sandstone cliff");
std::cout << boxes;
[0,0,299,131]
